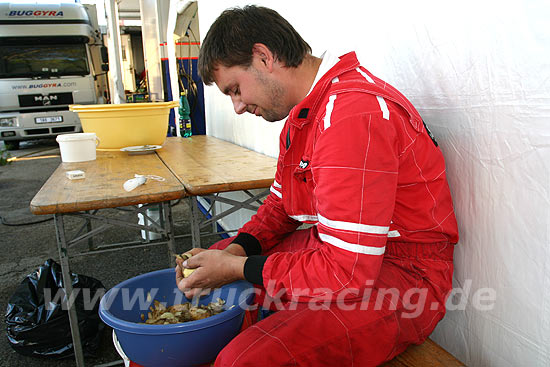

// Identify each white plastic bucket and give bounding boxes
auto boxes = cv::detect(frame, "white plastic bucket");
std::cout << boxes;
[138,204,162,241]
[56,133,99,163]
[112,330,131,367]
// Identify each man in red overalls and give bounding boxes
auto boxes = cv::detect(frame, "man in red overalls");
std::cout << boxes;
[176,5,459,366]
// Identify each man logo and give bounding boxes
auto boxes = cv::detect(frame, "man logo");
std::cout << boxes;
[34,95,58,106]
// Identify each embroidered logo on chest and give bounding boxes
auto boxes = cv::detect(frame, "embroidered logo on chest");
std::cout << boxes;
[298,160,309,169]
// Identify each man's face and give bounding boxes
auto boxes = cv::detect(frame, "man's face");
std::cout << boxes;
[213,62,290,122]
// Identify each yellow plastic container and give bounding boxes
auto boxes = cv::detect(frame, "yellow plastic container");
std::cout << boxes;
[69,101,179,150]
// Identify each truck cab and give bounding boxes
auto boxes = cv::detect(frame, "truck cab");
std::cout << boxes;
[0,2,106,150]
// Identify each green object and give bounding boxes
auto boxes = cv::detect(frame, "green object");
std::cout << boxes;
[0,147,11,166]
[179,91,192,138]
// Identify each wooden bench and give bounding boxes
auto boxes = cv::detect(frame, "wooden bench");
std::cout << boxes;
[382,338,464,366]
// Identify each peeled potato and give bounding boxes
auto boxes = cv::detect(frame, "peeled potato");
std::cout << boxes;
[175,252,196,278]
[175,252,192,261]
[183,268,196,278]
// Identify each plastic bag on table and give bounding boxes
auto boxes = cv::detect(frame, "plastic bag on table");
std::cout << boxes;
[5,258,105,359]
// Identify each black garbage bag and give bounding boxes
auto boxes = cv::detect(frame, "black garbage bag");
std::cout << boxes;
[5,259,105,359]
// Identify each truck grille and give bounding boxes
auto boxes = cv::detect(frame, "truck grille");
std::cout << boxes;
[25,128,49,135]
[51,126,75,133]
[23,126,77,136]
[18,93,73,108]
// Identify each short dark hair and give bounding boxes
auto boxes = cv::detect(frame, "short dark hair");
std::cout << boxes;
[198,5,312,85]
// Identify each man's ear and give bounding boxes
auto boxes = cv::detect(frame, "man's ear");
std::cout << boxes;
[251,43,275,71]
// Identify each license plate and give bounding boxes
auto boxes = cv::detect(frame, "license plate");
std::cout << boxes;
[35,116,63,124]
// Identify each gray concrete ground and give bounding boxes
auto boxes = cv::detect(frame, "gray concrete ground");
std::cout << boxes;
[0,139,219,366]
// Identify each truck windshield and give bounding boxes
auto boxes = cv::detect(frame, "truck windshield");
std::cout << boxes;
[0,43,89,79]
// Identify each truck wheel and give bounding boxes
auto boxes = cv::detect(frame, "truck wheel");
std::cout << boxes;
[4,141,20,150]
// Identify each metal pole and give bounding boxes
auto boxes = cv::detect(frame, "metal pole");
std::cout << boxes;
[162,201,176,266]
[105,0,126,104]
[189,196,201,248]
[138,0,164,101]
[211,195,217,234]
[54,214,85,367]
[86,210,94,251]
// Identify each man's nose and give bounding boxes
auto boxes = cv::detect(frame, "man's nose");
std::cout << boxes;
[231,97,247,114]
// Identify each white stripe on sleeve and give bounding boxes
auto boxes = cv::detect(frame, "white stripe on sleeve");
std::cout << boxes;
[319,233,386,255]
[289,214,318,222]
[388,230,401,237]
[376,96,389,120]
[318,213,389,235]
[356,67,389,120]
[270,186,282,199]
[323,95,337,130]
[356,67,374,83]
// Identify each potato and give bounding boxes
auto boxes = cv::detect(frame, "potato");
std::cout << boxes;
[183,267,196,278]
[175,252,196,278]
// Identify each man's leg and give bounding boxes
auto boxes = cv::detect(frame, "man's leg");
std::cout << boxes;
[215,298,399,366]
[214,242,454,366]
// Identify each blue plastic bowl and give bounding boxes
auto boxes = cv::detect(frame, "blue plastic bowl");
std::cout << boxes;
[99,268,254,366]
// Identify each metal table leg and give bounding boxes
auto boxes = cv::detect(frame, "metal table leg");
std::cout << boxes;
[86,210,94,251]
[211,196,217,234]
[189,196,202,248]
[54,213,85,367]
[162,201,177,266]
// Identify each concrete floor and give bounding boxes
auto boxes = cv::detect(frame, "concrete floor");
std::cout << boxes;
[0,139,219,366]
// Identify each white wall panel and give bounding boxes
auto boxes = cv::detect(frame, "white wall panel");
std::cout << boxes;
[198,1,550,365]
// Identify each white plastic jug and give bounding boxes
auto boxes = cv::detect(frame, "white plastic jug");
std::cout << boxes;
[56,133,100,163]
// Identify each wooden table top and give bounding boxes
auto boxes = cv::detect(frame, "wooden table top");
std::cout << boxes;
[30,150,185,215]
[157,136,277,195]
[30,135,277,215]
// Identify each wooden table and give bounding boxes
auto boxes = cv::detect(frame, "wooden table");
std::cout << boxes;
[158,136,277,248]
[31,150,185,214]
[158,136,276,195]
[30,135,277,366]
[30,150,185,367]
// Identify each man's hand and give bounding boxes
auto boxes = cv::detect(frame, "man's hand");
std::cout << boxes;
[175,249,247,298]
[224,243,247,257]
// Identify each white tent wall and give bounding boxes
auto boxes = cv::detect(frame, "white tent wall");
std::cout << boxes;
[198,0,550,365]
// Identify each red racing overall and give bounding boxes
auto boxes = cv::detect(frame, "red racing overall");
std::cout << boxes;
[213,52,459,366]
